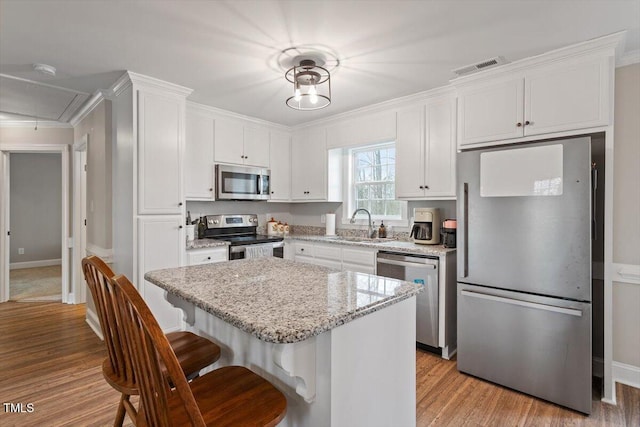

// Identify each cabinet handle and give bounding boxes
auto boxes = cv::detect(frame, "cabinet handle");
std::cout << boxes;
[300,248,304,252]
[419,185,424,189]
[525,120,531,126]
[178,202,183,206]
[179,225,183,229]
[425,185,429,190]
[516,122,522,127]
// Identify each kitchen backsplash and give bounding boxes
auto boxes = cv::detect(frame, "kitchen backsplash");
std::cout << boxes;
[186,199,456,235]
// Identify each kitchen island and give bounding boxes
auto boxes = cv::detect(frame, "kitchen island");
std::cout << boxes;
[145,258,421,427]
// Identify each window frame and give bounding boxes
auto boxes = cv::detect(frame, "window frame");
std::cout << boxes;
[342,141,408,227]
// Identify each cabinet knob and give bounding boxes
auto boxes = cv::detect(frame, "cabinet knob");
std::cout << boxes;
[419,185,424,189]
[516,122,523,127]
[209,188,213,192]
[207,256,211,260]
[179,225,183,229]
[271,191,274,194]
[525,120,531,126]
[178,202,183,206]
[425,185,429,190]
[301,248,304,252]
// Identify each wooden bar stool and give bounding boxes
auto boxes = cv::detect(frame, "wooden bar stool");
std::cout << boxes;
[82,256,221,426]
[110,273,287,427]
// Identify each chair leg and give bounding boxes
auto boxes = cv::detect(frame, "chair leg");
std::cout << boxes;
[122,394,138,426]
[113,394,127,427]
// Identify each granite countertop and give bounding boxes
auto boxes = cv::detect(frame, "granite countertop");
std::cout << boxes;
[186,239,229,250]
[145,258,422,344]
[286,235,456,257]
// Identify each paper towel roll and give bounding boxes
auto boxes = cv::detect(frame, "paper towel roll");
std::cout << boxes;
[186,224,196,242]
[325,213,336,236]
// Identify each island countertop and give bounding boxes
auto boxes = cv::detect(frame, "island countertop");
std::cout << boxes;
[144,258,421,344]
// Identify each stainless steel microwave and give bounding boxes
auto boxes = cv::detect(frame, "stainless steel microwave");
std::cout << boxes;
[215,164,270,201]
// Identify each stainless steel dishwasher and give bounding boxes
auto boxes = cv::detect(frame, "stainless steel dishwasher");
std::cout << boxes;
[376,251,439,348]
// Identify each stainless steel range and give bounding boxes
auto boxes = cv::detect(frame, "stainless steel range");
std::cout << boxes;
[202,214,284,260]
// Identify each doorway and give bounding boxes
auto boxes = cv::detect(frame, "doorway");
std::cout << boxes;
[0,144,69,303]
[8,152,63,300]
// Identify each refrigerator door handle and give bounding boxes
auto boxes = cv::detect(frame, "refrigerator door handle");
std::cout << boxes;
[461,182,469,277]
[460,290,583,317]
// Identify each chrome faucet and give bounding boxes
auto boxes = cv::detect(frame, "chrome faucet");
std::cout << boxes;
[350,208,377,238]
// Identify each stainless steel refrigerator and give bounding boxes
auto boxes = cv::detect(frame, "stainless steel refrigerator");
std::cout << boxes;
[456,137,592,414]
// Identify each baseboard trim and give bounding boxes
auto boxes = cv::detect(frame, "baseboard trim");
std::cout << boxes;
[613,360,640,390]
[9,258,62,270]
[86,244,113,263]
[85,307,103,341]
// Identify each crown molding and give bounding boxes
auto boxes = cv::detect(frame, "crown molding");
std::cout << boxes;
[68,91,106,127]
[0,120,72,129]
[617,50,640,68]
[450,31,626,87]
[292,85,456,130]
[107,71,193,99]
[186,101,291,132]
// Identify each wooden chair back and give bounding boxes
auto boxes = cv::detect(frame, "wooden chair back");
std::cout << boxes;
[82,256,136,389]
[110,274,207,427]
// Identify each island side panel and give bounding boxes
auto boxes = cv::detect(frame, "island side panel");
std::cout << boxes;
[330,296,417,427]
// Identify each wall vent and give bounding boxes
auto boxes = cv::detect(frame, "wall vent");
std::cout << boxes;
[452,56,508,77]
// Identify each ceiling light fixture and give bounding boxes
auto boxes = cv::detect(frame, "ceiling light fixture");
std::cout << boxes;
[32,63,56,76]
[285,59,331,110]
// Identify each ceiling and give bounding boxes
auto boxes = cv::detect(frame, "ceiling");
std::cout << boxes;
[1,0,639,127]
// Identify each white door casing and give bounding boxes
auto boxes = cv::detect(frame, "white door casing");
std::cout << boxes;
[0,144,70,303]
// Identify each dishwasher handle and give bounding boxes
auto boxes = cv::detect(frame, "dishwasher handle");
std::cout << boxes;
[376,253,438,269]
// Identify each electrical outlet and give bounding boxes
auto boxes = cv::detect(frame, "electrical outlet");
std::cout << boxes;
[18,248,24,255]
[320,214,326,224]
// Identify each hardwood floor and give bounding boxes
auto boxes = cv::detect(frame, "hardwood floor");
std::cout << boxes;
[1,301,638,426]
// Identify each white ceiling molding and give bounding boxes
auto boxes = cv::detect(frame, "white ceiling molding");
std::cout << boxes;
[68,90,106,127]
[187,101,291,133]
[0,120,72,128]
[450,32,625,86]
[617,50,640,67]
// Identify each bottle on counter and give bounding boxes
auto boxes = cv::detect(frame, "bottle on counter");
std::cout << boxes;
[378,221,387,238]
[197,217,206,239]
[186,210,192,225]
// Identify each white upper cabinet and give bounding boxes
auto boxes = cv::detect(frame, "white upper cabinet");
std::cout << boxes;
[396,94,457,200]
[456,53,613,148]
[137,90,184,214]
[214,116,270,167]
[524,57,609,136]
[269,130,291,201]
[214,117,244,164]
[291,127,328,201]
[243,125,270,167]
[185,109,215,200]
[457,78,524,146]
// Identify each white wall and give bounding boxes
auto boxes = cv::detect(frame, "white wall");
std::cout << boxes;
[612,63,640,378]
[73,100,113,253]
[0,126,72,145]
[9,153,62,265]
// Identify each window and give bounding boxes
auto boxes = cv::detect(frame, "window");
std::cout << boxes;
[348,142,407,224]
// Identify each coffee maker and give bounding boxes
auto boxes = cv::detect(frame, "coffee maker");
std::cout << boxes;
[410,208,440,245]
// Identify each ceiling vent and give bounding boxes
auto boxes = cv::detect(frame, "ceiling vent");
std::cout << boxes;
[452,56,508,77]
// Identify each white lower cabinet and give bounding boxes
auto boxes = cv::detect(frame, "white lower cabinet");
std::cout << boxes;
[293,240,376,273]
[186,247,228,266]
[138,216,184,331]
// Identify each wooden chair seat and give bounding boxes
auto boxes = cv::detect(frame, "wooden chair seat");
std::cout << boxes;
[82,255,221,427]
[110,274,287,427]
[162,366,287,427]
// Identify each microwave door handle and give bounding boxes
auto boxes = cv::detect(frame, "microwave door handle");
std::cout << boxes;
[257,174,263,195]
